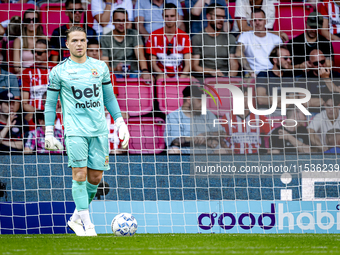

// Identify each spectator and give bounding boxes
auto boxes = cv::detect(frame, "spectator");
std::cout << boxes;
[221,88,271,154]
[318,0,340,41]
[302,49,340,80]
[101,8,152,81]
[235,9,282,76]
[134,0,185,40]
[86,39,128,118]
[308,94,340,152]
[91,0,134,35]
[296,49,340,113]
[191,3,238,77]
[257,46,292,78]
[0,54,20,112]
[256,46,293,111]
[146,3,191,80]
[164,85,226,154]
[24,111,63,154]
[87,38,102,60]
[185,0,232,35]
[287,12,333,76]
[0,16,21,48]
[87,37,129,152]
[1,16,21,71]
[270,108,310,154]
[232,0,287,42]
[21,39,54,118]
[324,128,340,153]
[0,91,23,152]
[13,9,45,74]
[50,0,97,62]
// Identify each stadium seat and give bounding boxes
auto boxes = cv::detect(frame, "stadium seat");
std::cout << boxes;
[273,3,314,40]
[227,2,235,20]
[40,3,87,36]
[332,41,340,73]
[204,77,255,116]
[0,3,36,23]
[116,78,153,116]
[156,78,198,114]
[126,117,166,154]
[87,4,94,27]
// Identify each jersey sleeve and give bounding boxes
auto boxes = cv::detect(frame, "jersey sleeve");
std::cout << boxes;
[102,63,112,85]
[307,114,322,132]
[102,64,122,121]
[48,67,62,91]
[44,67,61,127]
[318,2,329,17]
[145,35,152,55]
[91,0,104,17]
[191,34,202,57]
[183,34,192,54]
[234,0,247,19]
[21,70,30,92]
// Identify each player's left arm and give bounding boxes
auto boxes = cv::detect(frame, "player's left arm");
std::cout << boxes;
[102,64,130,148]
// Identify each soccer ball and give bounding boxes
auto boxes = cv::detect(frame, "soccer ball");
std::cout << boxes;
[111,213,138,236]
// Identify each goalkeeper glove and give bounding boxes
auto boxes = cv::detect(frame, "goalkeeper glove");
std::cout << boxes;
[45,126,64,151]
[115,117,130,148]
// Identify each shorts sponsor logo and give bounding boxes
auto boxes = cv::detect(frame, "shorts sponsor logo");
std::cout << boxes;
[105,156,109,166]
[73,159,86,162]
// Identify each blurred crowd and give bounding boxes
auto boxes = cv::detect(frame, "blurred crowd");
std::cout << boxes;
[1,0,340,155]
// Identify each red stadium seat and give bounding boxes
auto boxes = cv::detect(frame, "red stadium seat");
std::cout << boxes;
[87,4,94,27]
[0,3,36,23]
[127,117,166,154]
[156,78,199,114]
[115,78,153,116]
[273,3,314,40]
[332,41,340,73]
[227,2,235,20]
[204,77,255,116]
[40,3,88,36]
[227,2,235,28]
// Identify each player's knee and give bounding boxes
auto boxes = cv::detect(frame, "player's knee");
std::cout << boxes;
[72,167,87,182]
[88,175,102,185]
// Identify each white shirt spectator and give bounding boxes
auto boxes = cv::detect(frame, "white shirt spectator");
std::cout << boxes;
[308,110,340,146]
[237,31,282,74]
[91,0,134,35]
[232,0,277,33]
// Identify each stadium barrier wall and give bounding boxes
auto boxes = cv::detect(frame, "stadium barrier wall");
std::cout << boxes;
[1,155,340,234]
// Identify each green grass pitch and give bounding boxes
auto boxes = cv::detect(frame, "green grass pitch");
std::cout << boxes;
[1,233,340,254]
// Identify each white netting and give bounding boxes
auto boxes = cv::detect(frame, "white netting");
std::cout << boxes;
[0,1,340,234]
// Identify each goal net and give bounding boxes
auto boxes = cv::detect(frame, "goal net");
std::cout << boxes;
[0,1,340,234]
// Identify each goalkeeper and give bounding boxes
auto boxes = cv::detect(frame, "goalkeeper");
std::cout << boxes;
[44,26,130,236]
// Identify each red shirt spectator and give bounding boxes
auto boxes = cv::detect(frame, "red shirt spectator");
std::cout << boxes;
[146,27,191,77]
[221,112,271,154]
[145,4,191,80]
[319,0,340,40]
[22,63,55,111]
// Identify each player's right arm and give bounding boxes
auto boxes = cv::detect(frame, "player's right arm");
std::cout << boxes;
[44,67,63,151]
